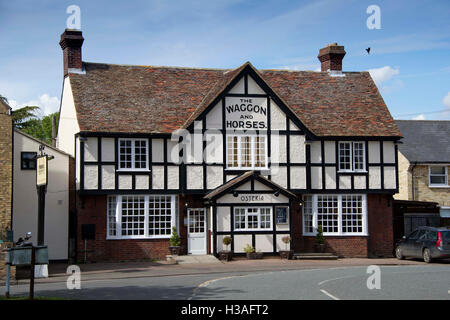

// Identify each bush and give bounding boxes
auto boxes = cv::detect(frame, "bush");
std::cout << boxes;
[243,244,255,254]
[222,236,232,251]
[315,225,325,245]
[169,227,181,247]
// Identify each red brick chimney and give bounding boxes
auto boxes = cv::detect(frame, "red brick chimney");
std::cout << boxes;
[318,43,346,72]
[59,29,84,76]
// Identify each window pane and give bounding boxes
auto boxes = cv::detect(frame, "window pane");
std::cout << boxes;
[260,208,271,229]
[430,166,445,175]
[121,196,145,236]
[148,195,173,236]
[107,196,117,237]
[317,195,339,233]
[430,176,446,184]
[119,140,132,169]
[234,208,246,230]
[353,143,365,171]
[341,195,363,233]
[303,196,314,234]
[255,136,266,168]
[339,143,351,170]
[247,208,259,229]
[241,136,252,167]
[134,140,147,169]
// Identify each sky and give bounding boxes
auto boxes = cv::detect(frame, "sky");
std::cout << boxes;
[0,0,449,120]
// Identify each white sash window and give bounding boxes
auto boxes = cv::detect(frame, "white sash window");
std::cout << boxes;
[429,166,448,187]
[118,138,149,170]
[338,142,366,172]
[107,195,176,239]
[233,207,272,231]
[302,194,367,236]
[226,134,267,169]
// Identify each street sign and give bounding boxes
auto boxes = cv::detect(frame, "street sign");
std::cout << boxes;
[36,155,47,187]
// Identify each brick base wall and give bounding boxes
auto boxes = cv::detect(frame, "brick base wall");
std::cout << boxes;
[302,236,368,257]
[76,194,205,262]
[293,193,394,258]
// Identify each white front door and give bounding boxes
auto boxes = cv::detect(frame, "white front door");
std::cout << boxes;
[187,208,207,255]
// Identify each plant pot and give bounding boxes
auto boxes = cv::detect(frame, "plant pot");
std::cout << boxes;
[315,243,326,253]
[246,252,263,259]
[218,250,233,261]
[279,250,293,260]
[169,246,181,256]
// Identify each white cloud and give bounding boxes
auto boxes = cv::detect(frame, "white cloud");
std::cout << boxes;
[412,114,426,120]
[368,66,400,87]
[443,92,450,109]
[9,94,60,117]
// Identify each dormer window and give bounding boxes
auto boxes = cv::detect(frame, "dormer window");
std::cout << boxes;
[338,142,365,172]
[118,138,148,170]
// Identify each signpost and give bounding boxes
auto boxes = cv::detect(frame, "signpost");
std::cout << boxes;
[36,149,48,246]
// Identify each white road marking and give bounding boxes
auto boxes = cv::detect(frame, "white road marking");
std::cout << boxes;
[320,289,340,300]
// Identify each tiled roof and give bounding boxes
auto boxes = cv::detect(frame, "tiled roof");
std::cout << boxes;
[395,120,450,163]
[69,61,401,137]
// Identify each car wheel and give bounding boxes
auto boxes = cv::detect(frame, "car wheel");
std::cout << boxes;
[423,248,432,263]
[395,246,404,260]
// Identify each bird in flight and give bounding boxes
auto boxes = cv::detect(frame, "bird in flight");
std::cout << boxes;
[366,47,371,54]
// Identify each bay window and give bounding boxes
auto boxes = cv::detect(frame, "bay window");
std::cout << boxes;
[227,135,267,169]
[338,142,365,172]
[118,138,148,170]
[234,207,272,231]
[107,195,176,239]
[302,194,367,236]
[429,166,448,187]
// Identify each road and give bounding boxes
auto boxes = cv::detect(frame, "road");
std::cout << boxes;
[1,264,449,300]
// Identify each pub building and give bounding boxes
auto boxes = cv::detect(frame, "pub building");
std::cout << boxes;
[57,29,401,261]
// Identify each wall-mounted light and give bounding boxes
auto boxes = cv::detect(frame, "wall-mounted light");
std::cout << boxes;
[274,190,280,197]
[233,191,238,197]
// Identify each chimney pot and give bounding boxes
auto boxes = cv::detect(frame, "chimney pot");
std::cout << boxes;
[60,29,84,76]
[318,43,346,72]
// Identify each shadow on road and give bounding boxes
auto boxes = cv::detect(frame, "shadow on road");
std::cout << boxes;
[21,284,244,300]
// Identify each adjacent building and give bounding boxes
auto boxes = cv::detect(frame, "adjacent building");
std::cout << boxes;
[395,120,450,222]
[13,129,71,261]
[56,30,402,261]
[0,97,13,280]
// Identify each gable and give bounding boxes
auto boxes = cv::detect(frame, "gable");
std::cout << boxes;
[190,63,312,137]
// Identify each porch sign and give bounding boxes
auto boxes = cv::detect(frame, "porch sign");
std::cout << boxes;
[225,97,268,130]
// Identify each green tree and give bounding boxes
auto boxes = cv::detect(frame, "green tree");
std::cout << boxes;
[10,104,59,145]
[11,105,40,129]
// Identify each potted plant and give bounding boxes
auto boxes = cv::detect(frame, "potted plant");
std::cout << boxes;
[315,225,326,253]
[218,236,233,261]
[279,236,293,259]
[169,226,181,255]
[244,244,263,259]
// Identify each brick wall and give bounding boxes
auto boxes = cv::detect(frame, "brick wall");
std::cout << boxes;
[367,194,394,257]
[76,194,202,262]
[0,102,12,280]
